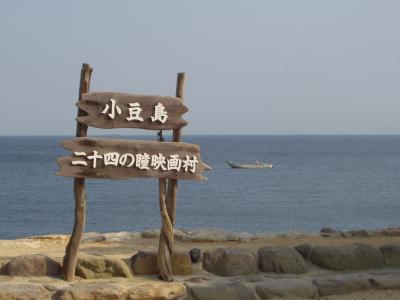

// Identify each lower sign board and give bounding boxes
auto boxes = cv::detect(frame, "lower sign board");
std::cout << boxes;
[57,138,210,180]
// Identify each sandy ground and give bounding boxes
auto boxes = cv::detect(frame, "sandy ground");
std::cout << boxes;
[1,233,400,299]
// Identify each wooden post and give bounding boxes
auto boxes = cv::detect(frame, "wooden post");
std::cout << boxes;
[63,63,93,281]
[166,73,186,225]
[157,176,174,281]
[157,127,174,281]
[157,73,185,281]
[157,118,174,281]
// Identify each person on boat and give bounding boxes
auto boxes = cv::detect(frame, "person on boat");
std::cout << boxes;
[256,160,260,165]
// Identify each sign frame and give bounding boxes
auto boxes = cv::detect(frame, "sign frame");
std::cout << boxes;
[60,64,207,282]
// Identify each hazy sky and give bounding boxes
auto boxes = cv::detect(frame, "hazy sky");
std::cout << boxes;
[1,1,399,135]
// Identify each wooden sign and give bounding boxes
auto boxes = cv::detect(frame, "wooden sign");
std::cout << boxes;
[76,92,188,130]
[57,138,210,180]
[60,64,208,283]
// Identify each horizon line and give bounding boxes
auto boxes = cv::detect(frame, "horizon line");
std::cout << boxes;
[1,133,400,137]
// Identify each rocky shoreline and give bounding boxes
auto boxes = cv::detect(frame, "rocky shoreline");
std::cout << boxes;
[0,227,400,299]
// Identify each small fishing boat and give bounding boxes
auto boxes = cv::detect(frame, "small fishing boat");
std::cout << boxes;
[226,161,273,169]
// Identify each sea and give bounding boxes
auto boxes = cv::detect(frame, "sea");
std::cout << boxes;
[0,135,399,240]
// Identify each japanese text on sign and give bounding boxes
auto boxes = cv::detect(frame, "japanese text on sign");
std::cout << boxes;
[102,98,168,123]
[72,151,199,173]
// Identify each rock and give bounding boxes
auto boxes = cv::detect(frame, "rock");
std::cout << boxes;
[368,272,400,289]
[310,244,384,271]
[342,229,370,238]
[141,229,160,238]
[320,228,342,238]
[203,248,258,276]
[131,251,158,274]
[131,251,192,275]
[382,227,400,237]
[0,283,50,300]
[186,280,258,300]
[231,274,266,283]
[82,232,106,243]
[0,261,7,274]
[255,278,317,299]
[253,233,274,239]
[294,244,312,260]
[258,246,308,274]
[127,282,187,300]
[27,234,69,243]
[312,274,370,296]
[176,229,254,242]
[320,227,337,233]
[141,228,186,239]
[340,231,354,238]
[76,254,132,279]
[53,283,128,300]
[380,244,400,267]
[173,252,193,275]
[173,229,187,240]
[190,248,202,263]
[0,254,61,277]
[185,276,211,283]
[43,284,58,292]
[103,231,140,242]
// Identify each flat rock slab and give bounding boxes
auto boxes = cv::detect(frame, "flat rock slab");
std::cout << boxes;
[186,280,258,300]
[0,283,50,300]
[312,274,371,296]
[141,229,187,239]
[380,244,400,267]
[382,227,400,236]
[310,244,384,271]
[76,254,133,279]
[341,229,378,238]
[127,282,187,300]
[82,231,141,243]
[203,248,258,276]
[54,282,187,300]
[176,229,254,242]
[53,283,128,300]
[0,254,61,277]
[368,272,400,290]
[319,228,343,238]
[141,229,161,238]
[81,232,106,243]
[131,251,192,275]
[255,278,317,299]
[258,246,308,274]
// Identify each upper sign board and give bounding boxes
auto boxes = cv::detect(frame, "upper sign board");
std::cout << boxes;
[76,92,188,130]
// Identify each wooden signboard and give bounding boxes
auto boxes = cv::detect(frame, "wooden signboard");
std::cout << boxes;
[59,63,209,283]
[77,92,188,130]
[57,138,210,180]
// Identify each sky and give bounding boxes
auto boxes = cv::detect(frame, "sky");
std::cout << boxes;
[0,1,399,135]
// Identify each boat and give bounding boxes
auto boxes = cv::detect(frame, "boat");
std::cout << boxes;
[226,161,273,169]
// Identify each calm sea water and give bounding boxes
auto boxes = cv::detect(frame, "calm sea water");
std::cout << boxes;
[0,135,399,239]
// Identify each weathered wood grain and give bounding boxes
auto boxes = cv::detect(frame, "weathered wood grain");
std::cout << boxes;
[76,92,188,130]
[158,73,186,281]
[57,138,210,180]
[63,63,93,282]
[166,73,186,227]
